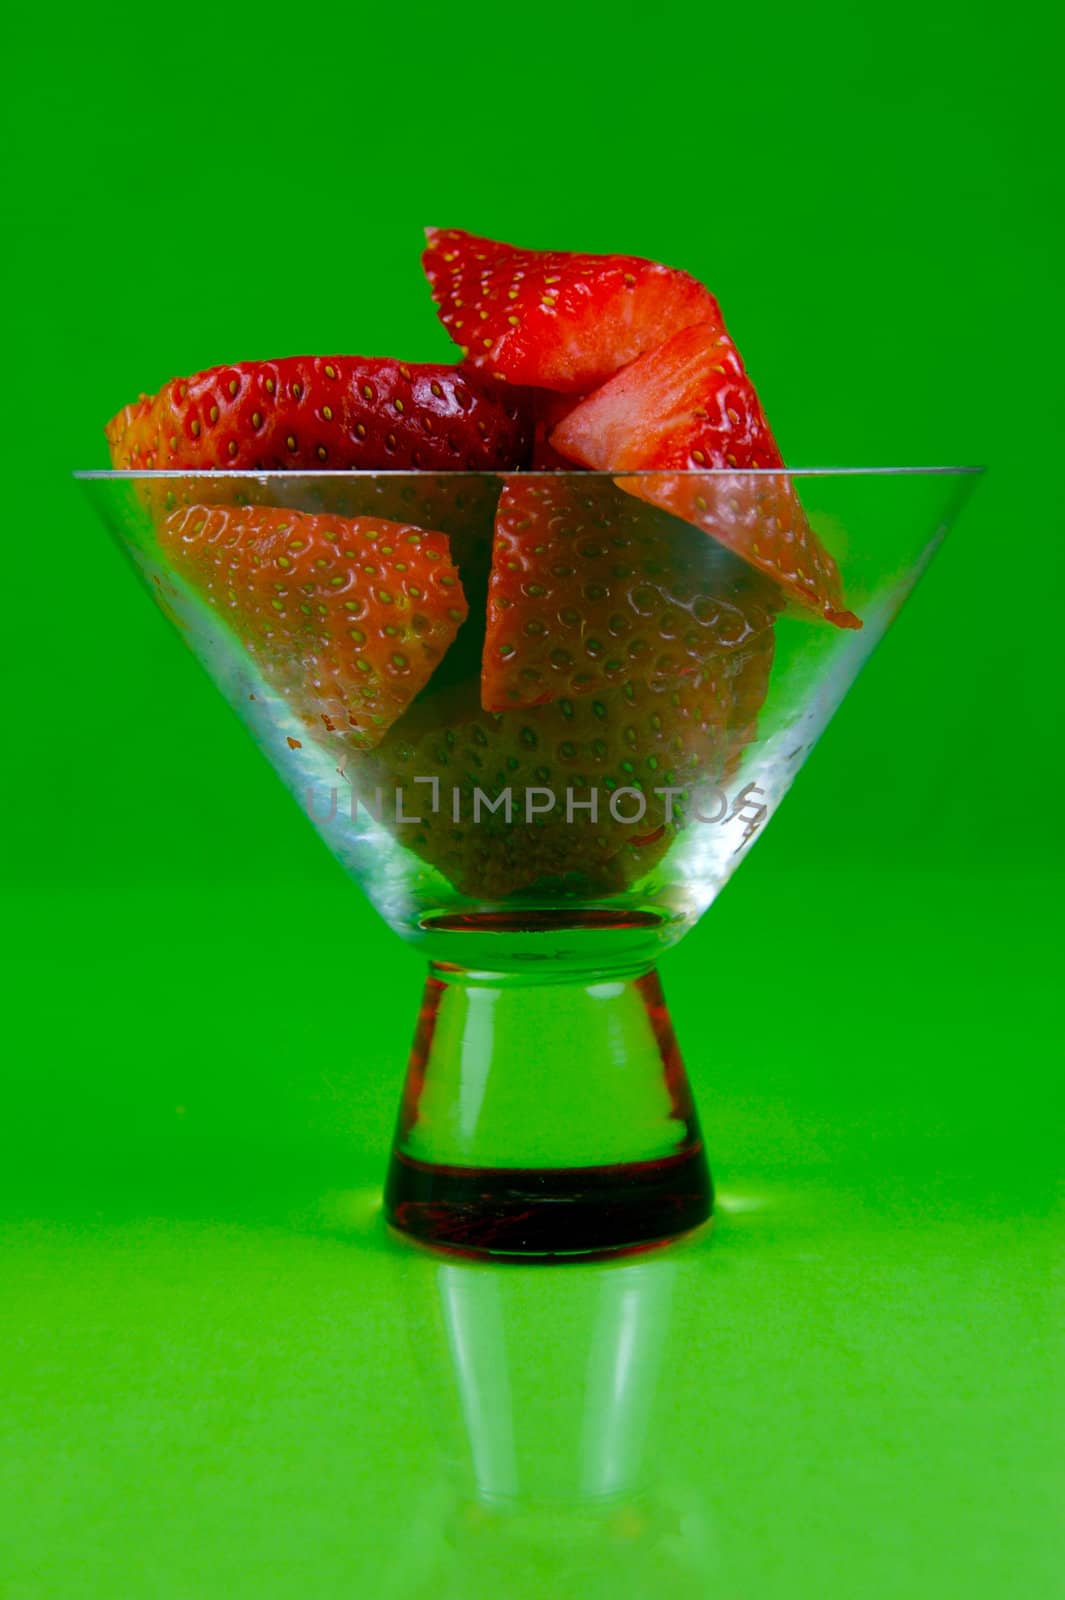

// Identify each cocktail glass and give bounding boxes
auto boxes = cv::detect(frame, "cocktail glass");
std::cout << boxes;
[76,466,981,1257]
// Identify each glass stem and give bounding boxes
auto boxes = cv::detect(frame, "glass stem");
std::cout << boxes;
[384,963,711,1258]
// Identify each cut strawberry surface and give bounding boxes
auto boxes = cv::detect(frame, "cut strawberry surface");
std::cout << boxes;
[160,504,467,750]
[483,476,777,711]
[551,322,860,628]
[529,390,586,469]
[361,666,751,899]
[106,355,531,473]
[551,322,770,471]
[422,227,721,394]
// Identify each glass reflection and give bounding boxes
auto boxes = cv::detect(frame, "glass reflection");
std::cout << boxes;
[380,1243,715,1596]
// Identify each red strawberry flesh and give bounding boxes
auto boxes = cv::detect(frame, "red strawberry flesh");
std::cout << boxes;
[529,389,586,469]
[551,322,860,627]
[422,227,722,394]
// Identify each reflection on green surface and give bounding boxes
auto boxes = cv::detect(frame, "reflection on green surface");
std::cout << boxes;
[1,870,1062,1596]
[381,1246,714,1595]
[2,1179,1061,1596]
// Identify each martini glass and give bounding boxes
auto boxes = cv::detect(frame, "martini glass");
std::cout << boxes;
[76,466,981,1257]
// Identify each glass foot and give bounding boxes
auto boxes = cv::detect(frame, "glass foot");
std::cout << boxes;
[384,964,712,1259]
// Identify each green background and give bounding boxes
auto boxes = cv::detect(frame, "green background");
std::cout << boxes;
[2,2,1062,1595]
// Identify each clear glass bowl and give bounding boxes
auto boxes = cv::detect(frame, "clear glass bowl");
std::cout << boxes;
[77,466,981,1257]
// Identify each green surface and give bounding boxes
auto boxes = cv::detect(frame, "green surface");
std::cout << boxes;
[2,870,1062,1595]
[2,1,1063,1595]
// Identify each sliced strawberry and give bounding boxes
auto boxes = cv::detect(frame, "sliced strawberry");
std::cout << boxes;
[482,476,777,711]
[160,505,467,750]
[530,390,586,469]
[106,355,531,473]
[551,322,768,470]
[550,322,861,628]
[256,471,500,576]
[361,668,749,899]
[422,227,721,394]
[274,473,501,699]
[724,624,776,778]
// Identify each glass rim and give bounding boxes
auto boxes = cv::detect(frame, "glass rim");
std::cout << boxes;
[73,465,985,482]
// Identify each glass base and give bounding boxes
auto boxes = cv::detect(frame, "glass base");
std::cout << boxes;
[386,1146,711,1258]
[384,962,712,1260]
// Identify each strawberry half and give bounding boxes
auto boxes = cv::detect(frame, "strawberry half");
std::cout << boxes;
[422,227,721,394]
[482,477,777,711]
[160,504,467,750]
[106,355,531,473]
[361,667,750,900]
[551,322,860,628]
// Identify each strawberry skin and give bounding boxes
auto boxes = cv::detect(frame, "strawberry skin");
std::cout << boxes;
[422,227,721,394]
[106,355,531,473]
[482,476,777,711]
[725,624,776,778]
[362,667,749,899]
[255,472,500,576]
[160,505,467,750]
[551,322,860,628]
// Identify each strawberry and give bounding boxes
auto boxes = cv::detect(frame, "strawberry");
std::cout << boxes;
[725,623,776,778]
[550,322,860,628]
[160,504,467,750]
[358,647,770,901]
[482,476,777,711]
[552,322,772,473]
[106,355,531,473]
[106,360,526,613]
[271,473,504,700]
[256,471,500,577]
[529,390,586,469]
[422,227,721,394]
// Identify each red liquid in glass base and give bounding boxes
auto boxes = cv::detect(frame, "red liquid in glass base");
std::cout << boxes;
[384,1142,712,1260]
